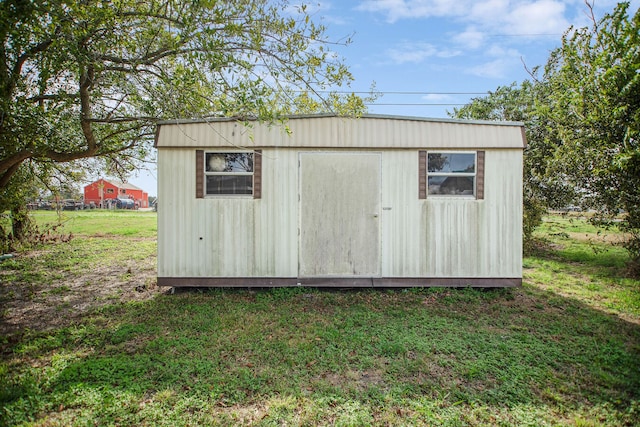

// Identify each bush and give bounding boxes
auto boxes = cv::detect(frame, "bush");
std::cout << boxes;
[523,196,546,254]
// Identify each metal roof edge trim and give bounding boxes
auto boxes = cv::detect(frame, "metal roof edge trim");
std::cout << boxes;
[156,113,525,128]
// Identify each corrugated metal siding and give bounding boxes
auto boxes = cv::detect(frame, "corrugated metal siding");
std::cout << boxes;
[419,149,522,278]
[380,150,427,276]
[378,149,522,278]
[157,115,524,281]
[157,148,298,278]
[483,149,523,277]
[156,116,525,149]
[159,147,522,279]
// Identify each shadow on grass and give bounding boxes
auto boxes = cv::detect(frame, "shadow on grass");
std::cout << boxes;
[2,286,639,426]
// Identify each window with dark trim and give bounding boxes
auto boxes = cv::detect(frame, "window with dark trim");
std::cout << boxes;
[196,150,262,199]
[419,150,484,199]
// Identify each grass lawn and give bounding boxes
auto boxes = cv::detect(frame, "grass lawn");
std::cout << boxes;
[28,209,158,238]
[1,211,639,426]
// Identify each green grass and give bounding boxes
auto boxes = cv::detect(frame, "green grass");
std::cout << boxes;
[28,210,158,238]
[0,211,156,293]
[1,213,639,426]
[525,215,640,320]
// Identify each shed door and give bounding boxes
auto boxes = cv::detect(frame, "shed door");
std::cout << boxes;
[299,152,381,277]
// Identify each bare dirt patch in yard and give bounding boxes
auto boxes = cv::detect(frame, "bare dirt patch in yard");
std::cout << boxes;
[0,236,165,338]
[316,368,387,393]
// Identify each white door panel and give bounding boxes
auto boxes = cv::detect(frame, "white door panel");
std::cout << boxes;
[299,152,381,277]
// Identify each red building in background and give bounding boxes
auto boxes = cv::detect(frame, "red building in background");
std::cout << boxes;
[84,179,149,209]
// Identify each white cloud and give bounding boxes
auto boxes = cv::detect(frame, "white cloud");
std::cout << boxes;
[323,14,351,25]
[383,42,460,64]
[468,0,510,23]
[355,0,580,76]
[436,49,462,58]
[504,0,569,34]
[453,27,485,49]
[357,0,572,35]
[386,42,437,63]
[356,0,466,23]
[466,46,522,79]
[354,0,640,81]
[485,45,512,57]
[468,58,512,79]
[356,0,640,25]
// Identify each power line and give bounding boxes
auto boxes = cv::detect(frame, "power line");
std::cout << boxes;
[365,103,467,106]
[313,90,489,95]
[296,90,489,106]
[486,33,561,37]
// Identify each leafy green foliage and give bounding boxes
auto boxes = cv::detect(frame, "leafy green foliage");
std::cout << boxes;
[541,2,640,267]
[452,3,640,267]
[0,0,360,244]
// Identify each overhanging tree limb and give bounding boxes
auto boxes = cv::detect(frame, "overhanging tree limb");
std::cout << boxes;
[0,0,360,228]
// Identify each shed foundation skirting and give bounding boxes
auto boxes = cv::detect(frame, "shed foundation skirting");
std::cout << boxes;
[157,277,522,288]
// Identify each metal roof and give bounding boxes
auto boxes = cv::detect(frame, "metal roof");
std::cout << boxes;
[157,113,524,127]
[156,113,526,149]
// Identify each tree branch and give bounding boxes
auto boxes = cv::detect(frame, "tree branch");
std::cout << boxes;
[95,46,206,67]
[40,137,148,163]
[119,11,185,26]
[522,57,541,83]
[87,116,157,124]
[584,0,598,32]
[28,93,80,102]
[79,64,98,152]
[0,159,22,190]
[9,37,56,97]
[0,150,32,179]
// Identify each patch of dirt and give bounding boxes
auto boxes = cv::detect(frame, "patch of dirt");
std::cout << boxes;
[0,237,166,338]
[317,368,387,392]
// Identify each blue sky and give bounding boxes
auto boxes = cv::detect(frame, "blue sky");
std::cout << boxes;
[129,0,638,196]
[318,0,638,117]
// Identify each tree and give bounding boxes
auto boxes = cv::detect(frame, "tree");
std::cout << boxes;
[541,2,640,267]
[453,2,640,268]
[0,0,358,243]
[452,82,556,247]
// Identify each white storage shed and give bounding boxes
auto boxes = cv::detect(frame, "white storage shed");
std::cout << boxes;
[155,114,526,287]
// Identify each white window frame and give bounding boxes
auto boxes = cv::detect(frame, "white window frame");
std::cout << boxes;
[427,151,477,197]
[204,151,254,197]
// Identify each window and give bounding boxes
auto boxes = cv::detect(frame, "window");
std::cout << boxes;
[419,151,485,199]
[428,152,476,196]
[204,152,253,195]
[106,188,114,194]
[196,150,262,198]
